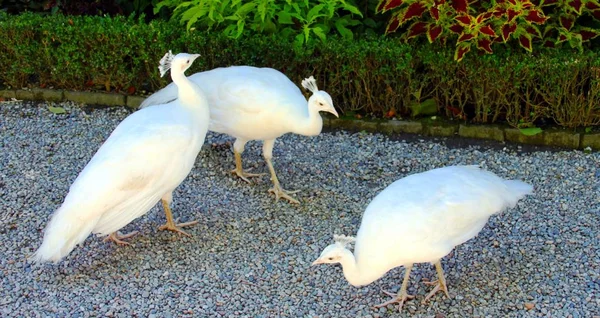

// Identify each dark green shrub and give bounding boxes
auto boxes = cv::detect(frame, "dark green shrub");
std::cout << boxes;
[0,12,598,128]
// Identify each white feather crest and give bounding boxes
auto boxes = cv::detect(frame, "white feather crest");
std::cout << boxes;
[301,75,319,93]
[158,50,175,78]
[334,234,356,248]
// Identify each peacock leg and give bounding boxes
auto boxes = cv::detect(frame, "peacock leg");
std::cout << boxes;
[103,231,139,245]
[373,265,415,312]
[263,139,300,204]
[158,196,198,236]
[422,260,450,303]
[265,157,300,204]
[230,149,265,183]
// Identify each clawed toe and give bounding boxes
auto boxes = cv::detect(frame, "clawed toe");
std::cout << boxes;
[158,219,198,237]
[373,289,415,312]
[268,186,300,204]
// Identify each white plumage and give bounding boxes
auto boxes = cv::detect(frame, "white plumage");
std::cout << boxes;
[31,51,209,263]
[140,66,338,204]
[312,165,533,311]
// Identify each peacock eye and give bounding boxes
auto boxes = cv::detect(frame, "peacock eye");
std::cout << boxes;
[187,60,190,64]
[328,257,333,261]
[319,102,324,106]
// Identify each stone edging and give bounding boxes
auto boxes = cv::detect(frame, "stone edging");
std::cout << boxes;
[1,88,598,151]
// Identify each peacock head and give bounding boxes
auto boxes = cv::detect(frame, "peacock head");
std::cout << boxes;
[312,234,355,265]
[301,76,339,118]
[158,50,201,78]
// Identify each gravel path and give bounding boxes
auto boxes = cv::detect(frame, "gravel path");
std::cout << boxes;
[0,100,598,318]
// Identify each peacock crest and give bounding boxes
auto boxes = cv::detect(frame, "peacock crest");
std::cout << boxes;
[334,234,356,248]
[158,50,175,77]
[301,76,319,93]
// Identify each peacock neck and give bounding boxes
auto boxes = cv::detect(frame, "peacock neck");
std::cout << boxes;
[172,71,203,108]
[291,105,323,136]
[339,249,377,287]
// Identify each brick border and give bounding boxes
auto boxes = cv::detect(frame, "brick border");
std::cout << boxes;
[2,89,598,151]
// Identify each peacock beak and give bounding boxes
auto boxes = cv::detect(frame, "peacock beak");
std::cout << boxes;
[328,107,339,118]
[311,259,323,266]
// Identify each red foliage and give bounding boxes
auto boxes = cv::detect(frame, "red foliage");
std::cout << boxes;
[477,38,493,53]
[507,9,519,22]
[568,0,583,13]
[586,2,600,10]
[407,21,428,38]
[379,0,404,13]
[430,7,440,20]
[455,15,472,25]
[502,23,517,41]
[454,44,471,61]
[428,25,443,42]
[386,16,401,33]
[379,0,600,61]
[519,35,532,51]
[524,9,548,24]
[452,0,468,13]
[480,25,496,37]
[579,29,600,40]
[560,15,574,30]
[449,24,464,33]
[458,33,475,42]
[403,3,427,22]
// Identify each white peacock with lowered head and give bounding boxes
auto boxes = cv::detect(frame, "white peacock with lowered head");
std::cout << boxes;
[312,165,534,312]
[31,50,210,263]
[139,67,338,204]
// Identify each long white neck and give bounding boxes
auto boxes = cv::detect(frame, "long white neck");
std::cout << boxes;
[171,70,204,109]
[338,249,379,287]
[290,101,323,136]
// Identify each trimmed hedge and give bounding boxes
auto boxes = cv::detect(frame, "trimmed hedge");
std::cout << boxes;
[1,12,599,129]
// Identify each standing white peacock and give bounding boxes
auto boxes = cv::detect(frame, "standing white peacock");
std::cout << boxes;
[31,51,210,263]
[312,165,533,312]
[139,67,338,204]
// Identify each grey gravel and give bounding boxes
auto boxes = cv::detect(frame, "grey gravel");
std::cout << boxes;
[0,100,599,317]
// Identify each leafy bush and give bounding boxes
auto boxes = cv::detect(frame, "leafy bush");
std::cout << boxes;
[0,12,598,128]
[377,0,600,61]
[154,0,363,49]
[0,0,168,19]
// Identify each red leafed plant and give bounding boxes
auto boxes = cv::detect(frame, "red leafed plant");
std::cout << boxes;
[376,0,600,61]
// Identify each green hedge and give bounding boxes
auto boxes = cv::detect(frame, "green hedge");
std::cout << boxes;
[1,12,599,129]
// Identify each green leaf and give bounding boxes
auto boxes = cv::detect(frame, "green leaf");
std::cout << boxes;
[307,4,325,23]
[236,2,256,16]
[335,20,353,39]
[48,106,66,114]
[519,127,542,136]
[585,127,592,133]
[278,11,294,24]
[294,32,305,48]
[341,3,363,17]
[312,26,327,42]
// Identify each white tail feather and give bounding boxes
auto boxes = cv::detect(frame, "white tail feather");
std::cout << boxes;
[30,205,99,263]
[301,76,319,93]
[503,180,534,207]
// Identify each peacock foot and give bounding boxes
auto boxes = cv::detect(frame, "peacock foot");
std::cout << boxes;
[103,231,139,246]
[373,289,416,312]
[230,167,265,184]
[422,279,450,303]
[268,184,300,204]
[158,219,199,237]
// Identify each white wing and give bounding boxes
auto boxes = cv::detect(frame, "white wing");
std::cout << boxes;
[32,105,200,262]
[355,166,532,274]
